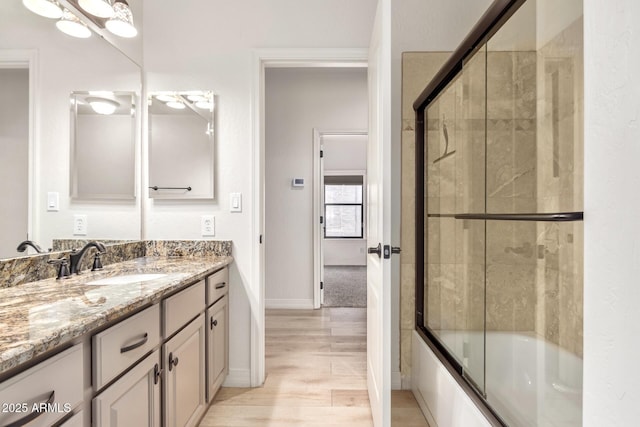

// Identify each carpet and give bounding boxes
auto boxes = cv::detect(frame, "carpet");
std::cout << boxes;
[323,266,367,308]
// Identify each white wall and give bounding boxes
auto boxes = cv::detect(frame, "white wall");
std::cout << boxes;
[143,0,376,383]
[0,68,29,258]
[323,133,368,267]
[583,0,640,425]
[265,68,368,306]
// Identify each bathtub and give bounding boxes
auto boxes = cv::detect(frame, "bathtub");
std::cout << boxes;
[435,331,583,427]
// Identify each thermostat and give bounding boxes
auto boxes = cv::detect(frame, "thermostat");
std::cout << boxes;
[292,178,305,187]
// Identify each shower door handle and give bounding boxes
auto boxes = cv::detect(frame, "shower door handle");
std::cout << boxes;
[367,243,382,258]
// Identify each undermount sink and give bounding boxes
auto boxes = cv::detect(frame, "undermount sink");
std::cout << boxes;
[86,273,167,286]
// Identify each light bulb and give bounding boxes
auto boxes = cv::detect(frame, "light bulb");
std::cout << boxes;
[166,101,186,110]
[105,1,137,38]
[56,10,92,38]
[86,97,119,115]
[22,0,63,19]
[78,0,114,18]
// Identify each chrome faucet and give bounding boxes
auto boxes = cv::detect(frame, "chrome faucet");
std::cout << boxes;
[69,241,107,274]
[16,240,46,254]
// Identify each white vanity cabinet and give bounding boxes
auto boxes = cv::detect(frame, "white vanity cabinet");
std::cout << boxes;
[0,344,83,427]
[205,267,229,402]
[206,294,228,402]
[163,313,206,427]
[92,350,162,427]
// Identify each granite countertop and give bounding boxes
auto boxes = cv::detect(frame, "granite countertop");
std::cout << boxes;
[0,255,232,376]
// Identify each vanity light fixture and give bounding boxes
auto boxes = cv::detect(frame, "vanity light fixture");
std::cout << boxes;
[186,94,206,102]
[195,100,213,111]
[22,0,63,19]
[155,94,176,103]
[105,0,137,38]
[78,0,114,18]
[86,96,119,115]
[166,100,186,110]
[56,9,92,38]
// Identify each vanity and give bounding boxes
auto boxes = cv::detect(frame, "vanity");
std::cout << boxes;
[0,254,231,427]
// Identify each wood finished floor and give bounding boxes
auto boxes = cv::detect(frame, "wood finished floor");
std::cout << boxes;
[200,307,429,427]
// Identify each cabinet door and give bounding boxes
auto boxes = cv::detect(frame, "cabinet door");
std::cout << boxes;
[164,313,206,427]
[206,294,228,402]
[92,350,161,427]
[0,344,83,427]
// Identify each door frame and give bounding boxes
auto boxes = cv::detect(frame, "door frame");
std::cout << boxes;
[313,129,368,309]
[251,48,368,386]
[0,50,38,246]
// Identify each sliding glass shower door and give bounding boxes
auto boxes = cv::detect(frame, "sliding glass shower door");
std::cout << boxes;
[424,43,487,392]
[417,1,584,425]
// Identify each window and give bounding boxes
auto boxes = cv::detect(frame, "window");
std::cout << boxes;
[324,176,363,238]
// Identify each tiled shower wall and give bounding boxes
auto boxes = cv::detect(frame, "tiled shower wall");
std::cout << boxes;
[401,15,584,383]
[400,52,449,386]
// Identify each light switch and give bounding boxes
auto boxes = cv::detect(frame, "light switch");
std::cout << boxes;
[47,192,59,212]
[230,193,242,212]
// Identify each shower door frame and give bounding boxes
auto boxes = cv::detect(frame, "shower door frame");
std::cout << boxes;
[412,0,585,425]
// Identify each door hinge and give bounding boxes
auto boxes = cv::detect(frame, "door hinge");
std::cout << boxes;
[320,216,324,224]
[259,234,263,244]
[320,150,324,158]
[320,281,323,290]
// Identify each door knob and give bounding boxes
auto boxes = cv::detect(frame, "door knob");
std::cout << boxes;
[367,243,382,258]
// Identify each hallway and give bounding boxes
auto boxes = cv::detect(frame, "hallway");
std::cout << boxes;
[200,308,429,426]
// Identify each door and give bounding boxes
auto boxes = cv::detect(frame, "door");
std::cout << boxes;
[206,295,228,402]
[367,2,392,426]
[164,314,206,427]
[92,350,161,427]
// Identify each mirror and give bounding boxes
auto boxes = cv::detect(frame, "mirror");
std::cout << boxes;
[148,91,215,199]
[0,0,142,258]
[70,91,136,199]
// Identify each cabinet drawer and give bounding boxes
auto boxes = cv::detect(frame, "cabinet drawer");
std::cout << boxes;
[163,280,205,337]
[206,267,228,306]
[0,344,84,427]
[93,304,161,390]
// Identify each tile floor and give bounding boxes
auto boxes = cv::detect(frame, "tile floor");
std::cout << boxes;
[200,307,429,426]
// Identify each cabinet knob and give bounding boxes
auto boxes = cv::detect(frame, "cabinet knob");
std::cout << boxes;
[211,317,218,329]
[168,352,179,371]
[154,363,162,385]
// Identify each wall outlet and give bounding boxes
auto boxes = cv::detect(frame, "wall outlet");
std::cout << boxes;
[73,214,87,235]
[201,215,215,236]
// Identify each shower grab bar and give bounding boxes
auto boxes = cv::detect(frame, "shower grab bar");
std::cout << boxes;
[427,212,583,222]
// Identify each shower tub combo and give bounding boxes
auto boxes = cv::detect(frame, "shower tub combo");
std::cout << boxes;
[412,0,584,426]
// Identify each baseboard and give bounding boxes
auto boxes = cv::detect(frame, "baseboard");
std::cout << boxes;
[392,370,402,390]
[223,368,251,387]
[401,375,412,390]
[265,299,314,309]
